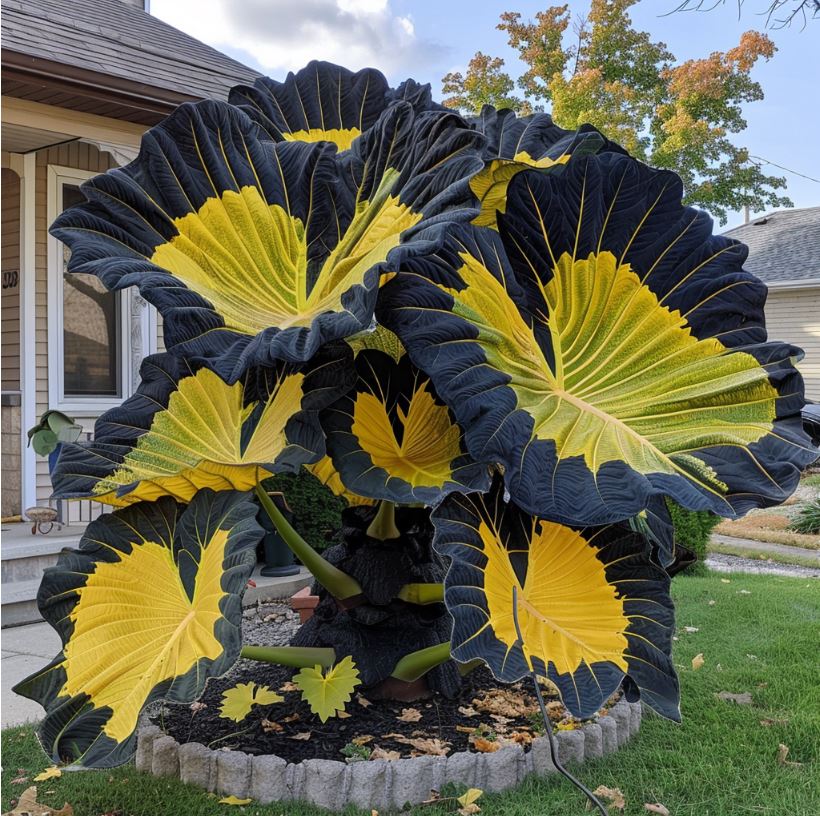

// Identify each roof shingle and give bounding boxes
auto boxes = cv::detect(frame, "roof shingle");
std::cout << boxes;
[1,0,261,101]
[723,207,820,284]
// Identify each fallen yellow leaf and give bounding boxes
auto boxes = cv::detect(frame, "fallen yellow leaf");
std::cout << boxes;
[397,707,423,722]
[33,767,62,782]
[776,743,803,768]
[691,653,705,671]
[3,786,73,816]
[458,788,484,808]
[218,795,253,805]
[592,785,625,811]
[644,804,670,815]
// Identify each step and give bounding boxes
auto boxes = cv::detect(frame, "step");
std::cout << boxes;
[1,578,41,628]
[1,566,313,628]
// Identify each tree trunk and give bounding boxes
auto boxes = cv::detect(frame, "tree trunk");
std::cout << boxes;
[290,505,462,699]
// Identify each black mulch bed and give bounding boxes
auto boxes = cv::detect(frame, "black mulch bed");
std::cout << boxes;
[154,663,617,765]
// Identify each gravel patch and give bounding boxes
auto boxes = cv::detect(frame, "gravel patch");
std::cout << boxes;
[706,553,820,579]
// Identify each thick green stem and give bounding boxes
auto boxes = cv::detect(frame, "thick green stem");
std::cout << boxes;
[397,583,444,605]
[240,645,336,668]
[255,484,362,600]
[366,500,400,540]
[390,641,452,682]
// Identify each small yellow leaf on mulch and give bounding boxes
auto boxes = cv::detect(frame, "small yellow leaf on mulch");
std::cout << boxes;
[336,710,352,718]
[777,743,803,767]
[352,735,374,746]
[33,767,62,782]
[218,795,252,805]
[397,707,423,722]
[591,785,625,811]
[289,731,312,741]
[691,653,705,671]
[458,705,479,717]
[382,733,451,756]
[644,804,670,815]
[357,694,372,708]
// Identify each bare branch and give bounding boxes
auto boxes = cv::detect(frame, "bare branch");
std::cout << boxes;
[664,0,820,28]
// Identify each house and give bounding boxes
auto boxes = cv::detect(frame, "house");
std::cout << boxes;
[1,0,260,520]
[723,207,820,402]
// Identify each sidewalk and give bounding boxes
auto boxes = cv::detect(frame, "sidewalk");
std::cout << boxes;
[1,621,60,727]
[711,533,820,563]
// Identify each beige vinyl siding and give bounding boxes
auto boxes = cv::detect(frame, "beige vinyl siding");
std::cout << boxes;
[2,167,21,389]
[34,143,117,505]
[764,287,820,401]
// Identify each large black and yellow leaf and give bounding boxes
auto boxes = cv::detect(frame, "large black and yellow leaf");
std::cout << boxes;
[13,490,262,767]
[51,348,351,506]
[321,348,490,504]
[51,99,483,380]
[230,61,440,150]
[433,478,679,720]
[468,106,618,229]
[380,153,815,524]
[304,456,376,508]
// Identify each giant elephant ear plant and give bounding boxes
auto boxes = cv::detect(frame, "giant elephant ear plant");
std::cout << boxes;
[16,61,815,798]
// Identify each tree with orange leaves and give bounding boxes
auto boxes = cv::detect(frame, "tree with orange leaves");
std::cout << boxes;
[442,1,791,222]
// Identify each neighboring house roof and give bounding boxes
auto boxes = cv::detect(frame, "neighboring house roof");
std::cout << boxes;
[1,0,261,122]
[723,207,820,285]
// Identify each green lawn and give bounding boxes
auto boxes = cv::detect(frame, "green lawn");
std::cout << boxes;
[3,572,819,816]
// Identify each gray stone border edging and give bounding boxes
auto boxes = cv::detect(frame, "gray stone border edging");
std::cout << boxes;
[136,699,642,811]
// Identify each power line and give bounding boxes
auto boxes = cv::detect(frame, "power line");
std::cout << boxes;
[748,155,820,184]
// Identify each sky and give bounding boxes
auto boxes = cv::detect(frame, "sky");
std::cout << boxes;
[149,0,819,229]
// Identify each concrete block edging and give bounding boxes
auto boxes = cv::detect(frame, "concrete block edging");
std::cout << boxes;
[136,700,642,811]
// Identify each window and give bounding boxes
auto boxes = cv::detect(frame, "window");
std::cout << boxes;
[60,184,121,397]
[48,166,130,412]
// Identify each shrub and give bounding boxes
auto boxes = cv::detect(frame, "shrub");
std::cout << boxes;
[261,471,346,551]
[666,501,720,575]
[790,498,820,535]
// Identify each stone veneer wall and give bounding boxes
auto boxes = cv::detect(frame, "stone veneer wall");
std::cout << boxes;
[136,699,642,811]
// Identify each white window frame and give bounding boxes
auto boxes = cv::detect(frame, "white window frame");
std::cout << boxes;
[47,164,132,414]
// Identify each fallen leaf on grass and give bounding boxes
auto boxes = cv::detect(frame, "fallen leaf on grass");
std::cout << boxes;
[397,708,423,722]
[708,600,716,606]
[369,747,401,761]
[721,579,731,583]
[716,691,753,705]
[644,804,670,815]
[739,589,751,595]
[3,786,73,816]
[9,776,28,785]
[776,744,803,768]
[691,653,705,671]
[683,626,699,633]
[33,767,62,782]
[457,787,484,815]
[219,795,252,805]
[760,718,789,727]
[590,785,625,811]
[289,732,312,741]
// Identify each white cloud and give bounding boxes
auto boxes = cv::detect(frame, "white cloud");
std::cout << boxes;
[151,0,440,79]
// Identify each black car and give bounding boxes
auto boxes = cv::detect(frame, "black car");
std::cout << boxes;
[801,402,820,448]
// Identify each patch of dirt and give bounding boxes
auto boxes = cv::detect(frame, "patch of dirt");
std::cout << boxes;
[155,665,616,764]
[715,514,820,549]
